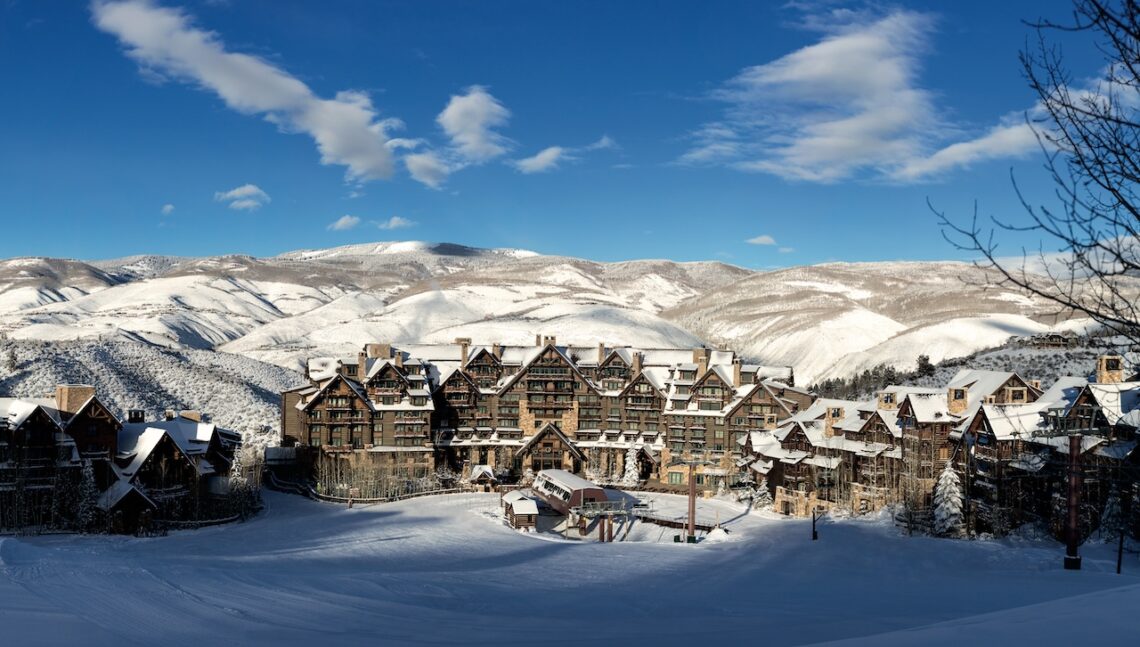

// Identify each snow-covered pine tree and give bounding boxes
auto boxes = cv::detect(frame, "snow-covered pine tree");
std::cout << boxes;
[754,478,773,508]
[77,460,101,533]
[1100,486,1123,541]
[621,445,640,487]
[933,465,964,537]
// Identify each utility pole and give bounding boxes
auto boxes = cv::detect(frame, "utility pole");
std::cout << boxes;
[1064,433,1082,571]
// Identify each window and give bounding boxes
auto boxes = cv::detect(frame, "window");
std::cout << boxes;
[952,389,965,400]
[668,472,684,485]
[1106,357,1121,371]
[882,393,894,404]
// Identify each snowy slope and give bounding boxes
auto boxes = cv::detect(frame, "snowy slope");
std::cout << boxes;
[0,242,1114,385]
[0,491,1135,646]
[667,261,1103,382]
[0,339,305,436]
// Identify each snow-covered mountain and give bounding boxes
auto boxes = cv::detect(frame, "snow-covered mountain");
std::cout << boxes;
[0,243,1106,394]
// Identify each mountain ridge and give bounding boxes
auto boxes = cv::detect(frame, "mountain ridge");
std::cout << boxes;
[0,242,1100,384]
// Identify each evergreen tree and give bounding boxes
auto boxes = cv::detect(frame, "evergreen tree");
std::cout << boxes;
[620,445,640,487]
[1100,486,1123,541]
[754,478,774,508]
[933,465,964,537]
[77,460,101,533]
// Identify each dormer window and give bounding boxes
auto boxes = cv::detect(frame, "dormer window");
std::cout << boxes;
[952,389,966,400]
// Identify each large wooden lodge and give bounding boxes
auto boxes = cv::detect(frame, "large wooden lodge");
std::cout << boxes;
[280,338,1139,536]
[280,337,807,489]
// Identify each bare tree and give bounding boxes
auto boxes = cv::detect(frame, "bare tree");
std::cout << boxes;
[938,1,1140,343]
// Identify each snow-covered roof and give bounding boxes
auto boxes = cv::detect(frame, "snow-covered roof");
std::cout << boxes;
[97,479,156,512]
[1086,382,1140,428]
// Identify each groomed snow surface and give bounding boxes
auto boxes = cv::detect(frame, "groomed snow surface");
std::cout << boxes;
[2,491,1137,646]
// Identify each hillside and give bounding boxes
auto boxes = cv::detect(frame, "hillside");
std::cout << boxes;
[0,242,1109,392]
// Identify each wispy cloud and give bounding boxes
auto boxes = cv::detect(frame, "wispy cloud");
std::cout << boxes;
[680,8,1038,183]
[92,0,399,183]
[404,151,451,189]
[376,216,415,230]
[778,247,795,253]
[161,203,174,215]
[746,234,777,245]
[513,135,618,174]
[514,146,567,174]
[327,214,360,231]
[215,183,270,210]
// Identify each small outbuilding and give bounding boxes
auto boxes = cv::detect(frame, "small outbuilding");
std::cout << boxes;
[501,489,539,530]
[468,464,497,491]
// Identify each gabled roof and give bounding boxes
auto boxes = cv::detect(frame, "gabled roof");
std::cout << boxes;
[900,393,954,424]
[1085,382,1140,428]
[2,399,62,431]
[515,423,586,461]
[498,344,599,396]
[64,396,122,432]
[301,373,373,412]
[97,479,156,512]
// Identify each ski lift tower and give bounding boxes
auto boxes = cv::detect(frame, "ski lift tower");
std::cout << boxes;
[1044,404,1086,570]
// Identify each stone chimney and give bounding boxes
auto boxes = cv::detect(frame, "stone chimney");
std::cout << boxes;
[948,387,969,415]
[823,405,844,437]
[455,337,472,368]
[365,343,386,359]
[55,384,95,416]
[543,335,558,346]
[535,334,543,347]
[598,342,606,365]
[1029,379,1042,391]
[492,343,502,359]
[1096,355,1124,384]
[394,351,404,369]
[357,350,368,379]
[693,348,710,379]
[732,357,742,387]
[179,410,202,423]
[632,351,643,376]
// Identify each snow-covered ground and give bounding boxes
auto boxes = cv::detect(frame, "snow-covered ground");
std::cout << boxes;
[2,491,1136,646]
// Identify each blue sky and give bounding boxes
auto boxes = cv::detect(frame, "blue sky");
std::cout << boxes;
[0,0,1103,267]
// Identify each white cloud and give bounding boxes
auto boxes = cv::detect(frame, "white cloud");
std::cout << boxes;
[214,183,270,210]
[404,152,451,189]
[437,85,511,163]
[92,0,397,183]
[681,10,941,182]
[161,203,174,215]
[585,135,617,151]
[512,135,618,174]
[679,8,1048,183]
[778,247,795,253]
[514,146,567,174]
[376,216,415,230]
[746,234,777,245]
[893,118,1038,181]
[327,215,360,231]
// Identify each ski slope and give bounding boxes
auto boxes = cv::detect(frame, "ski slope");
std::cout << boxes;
[1,491,1136,646]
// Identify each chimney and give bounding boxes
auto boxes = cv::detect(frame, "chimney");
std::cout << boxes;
[536,334,543,347]
[1096,355,1124,384]
[693,348,710,379]
[598,342,606,365]
[55,384,95,416]
[632,351,642,376]
[732,357,742,387]
[357,350,368,379]
[1029,379,1042,391]
[179,410,202,423]
[164,409,176,421]
[456,337,471,368]
[824,405,844,437]
[543,335,557,347]
[492,343,502,359]
[948,387,969,415]
[127,409,145,424]
[364,343,383,359]
[394,351,404,369]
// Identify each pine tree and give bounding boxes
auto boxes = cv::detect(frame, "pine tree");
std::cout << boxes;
[1100,486,1123,541]
[754,478,773,508]
[77,460,101,533]
[933,465,964,537]
[620,445,640,487]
